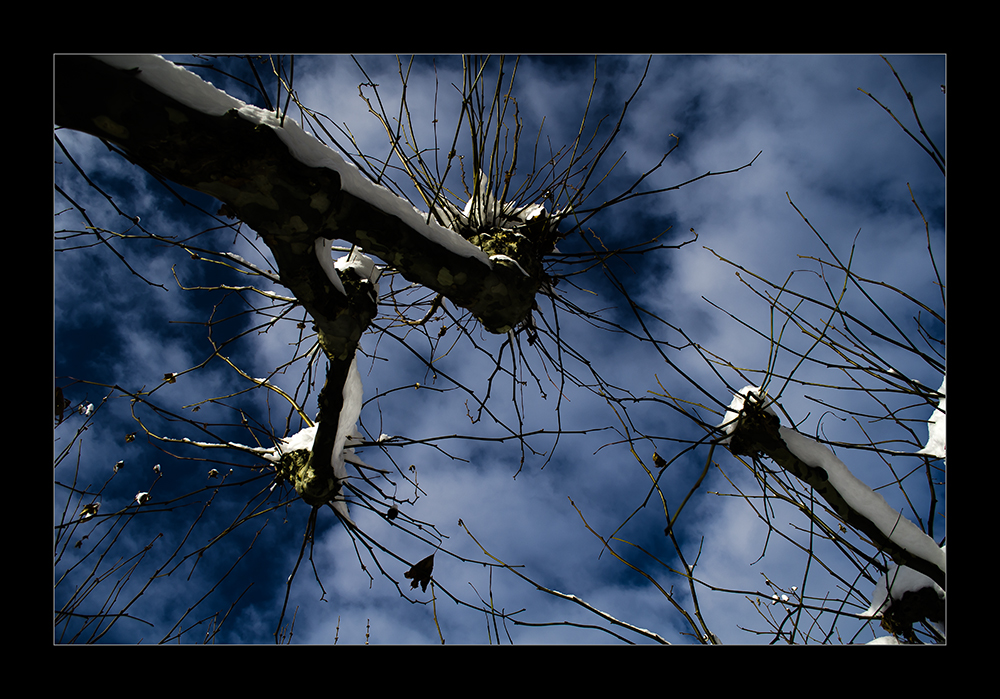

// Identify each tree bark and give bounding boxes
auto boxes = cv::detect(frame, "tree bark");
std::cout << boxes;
[53,55,541,337]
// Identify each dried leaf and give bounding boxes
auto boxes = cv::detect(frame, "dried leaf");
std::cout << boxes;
[55,387,70,424]
[404,554,434,592]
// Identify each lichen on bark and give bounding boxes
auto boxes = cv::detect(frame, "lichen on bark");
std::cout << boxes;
[275,448,339,506]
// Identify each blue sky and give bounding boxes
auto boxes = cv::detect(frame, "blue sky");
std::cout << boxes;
[54,54,945,644]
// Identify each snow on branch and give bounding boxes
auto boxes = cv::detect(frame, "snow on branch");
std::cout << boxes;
[720,386,945,589]
[56,55,545,335]
[263,356,367,525]
[917,376,946,461]
[861,551,945,640]
[315,240,382,298]
[93,54,491,267]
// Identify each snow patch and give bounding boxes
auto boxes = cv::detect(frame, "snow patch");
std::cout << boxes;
[314,241,384,299]
[489,254,530,277]
[917,376,946,460]
[269,423,320,458]
[315,238,347,296]
[434,168,572,234]
[335,247,382,292]
[718,385,776,443]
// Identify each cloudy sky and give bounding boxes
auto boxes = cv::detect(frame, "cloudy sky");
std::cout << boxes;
[54,54,945,644]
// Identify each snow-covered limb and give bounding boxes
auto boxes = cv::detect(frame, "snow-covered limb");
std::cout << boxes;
[264,356,367,524]
[90,56,488,264]
[862,549,945,640]
[56,55,549,335]
[720,386,945,590]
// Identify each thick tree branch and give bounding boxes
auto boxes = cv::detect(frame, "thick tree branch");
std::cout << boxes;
[54,55,541,336]
[728,406,945,591]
